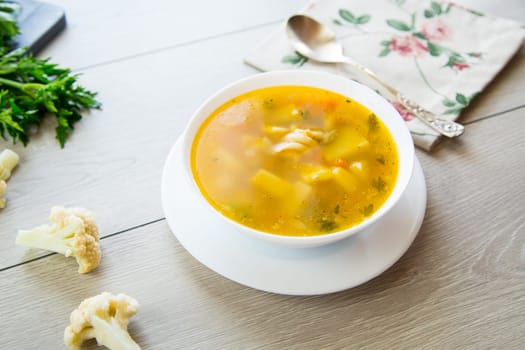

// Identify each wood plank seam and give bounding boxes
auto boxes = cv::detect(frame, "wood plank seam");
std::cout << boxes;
[71,20,284,72]
[0,217,166,272]
[462,104,525,125]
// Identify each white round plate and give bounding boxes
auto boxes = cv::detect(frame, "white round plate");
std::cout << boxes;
[162,137,427,296]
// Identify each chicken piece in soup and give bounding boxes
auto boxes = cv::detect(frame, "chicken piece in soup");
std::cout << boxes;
[191,86,399,236]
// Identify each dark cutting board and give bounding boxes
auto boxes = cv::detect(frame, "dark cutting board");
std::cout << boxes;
[12,0,66,54]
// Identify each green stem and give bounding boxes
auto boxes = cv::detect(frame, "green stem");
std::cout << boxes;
[0,68,17,75]
[413,58,447,98]
[0,77,39,98]
[21,83,44,91]
[0,76,24,90]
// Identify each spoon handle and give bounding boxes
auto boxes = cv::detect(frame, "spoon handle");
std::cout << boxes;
[341,57,464,138]
[395,93,464,137]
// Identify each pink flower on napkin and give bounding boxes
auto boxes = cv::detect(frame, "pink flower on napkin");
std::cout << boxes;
[452,61,469,71]
[445,54,471,71]
[391,101,415,121]
[390,35,428,58]
[422,19,451,42]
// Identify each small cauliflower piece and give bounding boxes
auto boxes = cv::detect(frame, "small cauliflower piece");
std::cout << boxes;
[0,180,6,208]
[64,292,141,350]
[0,149,19,209]
[16,206,101,273]
[0,149,19,181]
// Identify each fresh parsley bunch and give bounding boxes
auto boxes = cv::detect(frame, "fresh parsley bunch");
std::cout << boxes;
[0,0,100,147]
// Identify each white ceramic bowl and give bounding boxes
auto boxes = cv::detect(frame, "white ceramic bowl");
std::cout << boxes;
[181,70,415,248]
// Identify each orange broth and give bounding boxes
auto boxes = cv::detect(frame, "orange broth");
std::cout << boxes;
[191,86,398,236]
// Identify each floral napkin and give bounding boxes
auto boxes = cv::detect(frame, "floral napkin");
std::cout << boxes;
[244,0,525,150]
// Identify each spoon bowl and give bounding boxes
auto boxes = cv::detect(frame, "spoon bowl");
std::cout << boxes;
[286,15,345,63]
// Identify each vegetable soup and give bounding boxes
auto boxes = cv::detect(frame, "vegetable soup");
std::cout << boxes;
[191,86,399,236]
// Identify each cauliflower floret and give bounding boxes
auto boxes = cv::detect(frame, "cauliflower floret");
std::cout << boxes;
[64,292,141,350]
[0,148,19,181]
[0,180,6,208]
[15,206,101,273]
[50,206,100,241]
[0,148,19,208]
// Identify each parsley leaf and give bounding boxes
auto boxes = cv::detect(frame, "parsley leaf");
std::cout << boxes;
[372,176,387,193]
[368,113,379,132]
[376,154,386,164]
[360,204,374,217]
[0,48,100,147]
[319,218,338,232]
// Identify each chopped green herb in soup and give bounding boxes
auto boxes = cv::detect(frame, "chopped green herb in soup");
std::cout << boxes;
[191,86,398,236]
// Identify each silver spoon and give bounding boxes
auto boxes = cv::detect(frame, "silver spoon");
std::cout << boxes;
[286,14,464,138]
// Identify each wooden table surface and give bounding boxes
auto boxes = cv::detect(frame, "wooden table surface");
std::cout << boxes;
[1,1,524,349]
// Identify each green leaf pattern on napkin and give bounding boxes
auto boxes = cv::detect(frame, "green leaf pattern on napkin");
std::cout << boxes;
[281,51,308,67]
[334,9,371,27]
[380,0,484,106]
[442,92,478,115]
